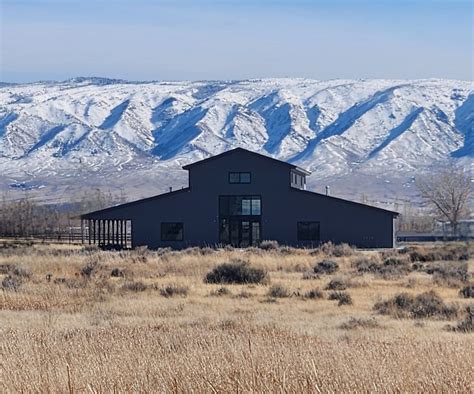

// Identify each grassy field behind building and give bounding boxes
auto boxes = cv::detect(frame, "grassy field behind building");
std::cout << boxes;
[0,241,473,392]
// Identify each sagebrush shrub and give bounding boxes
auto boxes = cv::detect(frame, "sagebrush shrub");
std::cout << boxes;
[352,255,411,278]
[81,261,99,278]
[111,268,124,277]
[374,291,458,320]
[425,261,468,285]
[339,317,381,330]
[314,260,339,275]
[268,284,290,298]
[0,264,31,278]
[122,281,147,292]
[160,284,188,298]
[1,275,21,291]
[304,288,324,299]
[319,242,354,257]
[324,278,348,290]
[403,244,470,263]
[459,285,474,299]
[328,291,352,306]
[204,260,268,284]
[259,240,279,250]
[210,287,231,297]
[446,306,473,333]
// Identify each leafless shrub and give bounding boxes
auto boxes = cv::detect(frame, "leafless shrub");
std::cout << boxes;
[64,277,88,289]
[319,242,354,257]
[302,271,320,280]
[159,284,189,298]
[121,281,147,292]
[339,317,382,330]
[2,275,22,291]
[459,285,474,299]
[352,255,411,279]
[210,287,232,297]
[278,246,305,256]
[402,244,470,263]
[259,240,279,250]
[426,261,468,286]
[0,264,31,278]
[155,247,172,256]
[374,291,458,320]
[81,261,99,278]
[131,246,150,263]
[351,256,381,273]
[268,284,290,298]
[181,247,215,256]
[404,278,418,288]
[328,291,353,306]
[110,268,124,277]
[304,288,324,299]
[446,306,473,333]
[204,260,268,285]
[325,278,348,290]
[235,290,252,298]
[314,260,339,275]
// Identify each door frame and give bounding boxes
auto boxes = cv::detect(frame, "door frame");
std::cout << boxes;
[220,216,261,247]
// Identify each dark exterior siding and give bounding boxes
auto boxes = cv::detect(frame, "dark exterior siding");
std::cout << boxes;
[82,148,397,249]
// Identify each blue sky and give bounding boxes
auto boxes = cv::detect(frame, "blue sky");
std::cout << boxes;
[0,0,472,82]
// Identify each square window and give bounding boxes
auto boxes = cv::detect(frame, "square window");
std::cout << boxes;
[297,222,320,241]
[229,172,240,183]
[240,172,251,183]
[161,222,184,241]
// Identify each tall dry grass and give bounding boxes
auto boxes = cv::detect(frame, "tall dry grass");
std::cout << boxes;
[0,241,473,392]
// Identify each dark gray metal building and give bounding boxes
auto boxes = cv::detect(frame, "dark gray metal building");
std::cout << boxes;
[81,148,398,249]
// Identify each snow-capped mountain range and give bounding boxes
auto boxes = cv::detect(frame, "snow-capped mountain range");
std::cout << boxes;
[0,78,472,207]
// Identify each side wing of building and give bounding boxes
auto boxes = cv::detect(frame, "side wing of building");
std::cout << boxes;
[81,189,198,249]
[264,189,396,248]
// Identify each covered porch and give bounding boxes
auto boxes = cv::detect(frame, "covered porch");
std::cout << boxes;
[80,218,132,249]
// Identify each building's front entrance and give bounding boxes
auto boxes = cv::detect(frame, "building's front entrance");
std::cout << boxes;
[222,218,261,247]
[219,195,262,247]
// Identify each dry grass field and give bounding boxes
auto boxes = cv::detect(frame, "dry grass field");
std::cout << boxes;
[0,241,473,392]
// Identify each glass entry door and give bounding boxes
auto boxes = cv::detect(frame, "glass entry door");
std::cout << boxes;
[219,195,262,247]
[222,218,261,247]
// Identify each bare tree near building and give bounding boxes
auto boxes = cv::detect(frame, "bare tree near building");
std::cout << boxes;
[416,163,472,236]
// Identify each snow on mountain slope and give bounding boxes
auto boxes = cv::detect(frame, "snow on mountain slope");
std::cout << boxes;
[0,78,472,205]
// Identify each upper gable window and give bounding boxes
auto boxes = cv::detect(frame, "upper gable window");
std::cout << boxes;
[229,172,251,184]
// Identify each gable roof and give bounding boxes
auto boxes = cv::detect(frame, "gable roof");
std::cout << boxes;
[182,147,311,175]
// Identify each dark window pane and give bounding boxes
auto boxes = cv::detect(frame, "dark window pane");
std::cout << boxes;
[230,220,239,246]
[229,173,240,183]
[161,222,184,241]
[240,172,251,183]
[240,221,250,247]
[251,222,260,245]
[219,218,229,244]
[229,196,242,215]
[297,222,320,241]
